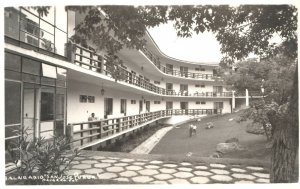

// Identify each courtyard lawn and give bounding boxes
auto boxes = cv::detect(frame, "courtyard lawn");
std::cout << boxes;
[150,110,271,161]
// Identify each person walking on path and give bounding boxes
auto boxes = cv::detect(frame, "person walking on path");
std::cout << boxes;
[189,124,197,137]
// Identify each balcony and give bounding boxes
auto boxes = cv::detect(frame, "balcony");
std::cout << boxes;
[141,47,217,80]
[67,109,221,149]
[69,43,232,98]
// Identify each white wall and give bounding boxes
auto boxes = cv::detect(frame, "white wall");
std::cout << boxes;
[67,79,169,123]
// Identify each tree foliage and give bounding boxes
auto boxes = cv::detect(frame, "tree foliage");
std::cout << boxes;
[63,5,297,64]
[225,55,296,104]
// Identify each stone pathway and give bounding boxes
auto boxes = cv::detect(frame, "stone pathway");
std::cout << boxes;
[130,126,173,154]
[65,151,270,184]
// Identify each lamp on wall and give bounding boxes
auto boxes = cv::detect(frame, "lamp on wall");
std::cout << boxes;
[101,83,105,96]
[141,66,144,71]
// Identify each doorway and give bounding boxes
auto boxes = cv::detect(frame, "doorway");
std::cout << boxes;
[104,98,113,118]
[180,102,189,115]
[139,100,143,113]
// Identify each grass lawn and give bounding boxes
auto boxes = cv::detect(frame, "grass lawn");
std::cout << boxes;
[150,110,271,161]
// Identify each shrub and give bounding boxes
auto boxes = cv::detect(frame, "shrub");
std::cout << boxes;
[7,129,80,184]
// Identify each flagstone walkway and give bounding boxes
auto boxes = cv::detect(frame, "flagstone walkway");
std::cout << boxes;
[65,151,270,184]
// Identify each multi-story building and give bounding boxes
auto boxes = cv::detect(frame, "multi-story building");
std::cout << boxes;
[4,6,257,167]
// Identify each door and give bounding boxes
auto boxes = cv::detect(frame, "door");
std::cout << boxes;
[180,102,188,115]
[139,100,143,113]
[213,86,223,96]
[180,84,188,96]
[166,83,173,94]
[23,83,39,140]
[120,99,127,116]
[104,98,113,118]
[180,66,188,77]
[166,101,173,109]
[40,86,55,139]
[213,102,223,114]
[146,101,150,112]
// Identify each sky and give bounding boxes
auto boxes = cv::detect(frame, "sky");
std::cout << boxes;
[148,22,223,64]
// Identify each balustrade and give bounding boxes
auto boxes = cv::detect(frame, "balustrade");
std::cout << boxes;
[67,109,220,149]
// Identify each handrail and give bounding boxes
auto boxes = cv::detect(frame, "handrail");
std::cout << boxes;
[71,43,235,97]
[66,109,221,148]
[141,47,216,80]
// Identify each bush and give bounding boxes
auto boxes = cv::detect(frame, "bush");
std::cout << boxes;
[7,129,80,184]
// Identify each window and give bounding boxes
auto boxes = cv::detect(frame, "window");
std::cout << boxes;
[196,101,200,104]
[201,85,205,88]
[88,96,95,103]
[5,52,21,72]
[201,101,206,104]
[4,7,20,40]
[195,68,200,71]
[131,100,136,104]
[180,84,188,91]
[200,68,205,71]
[154,81,160,85]
[5,80,21,164]
[55,90,65,120]
[79,95,87,103]
[195,84,200,87]
[22,58,41,75]
[213,86,223,93]
[121,99,127,114]
[166,101,173,109]
[214,102,224,109]
[6,7,68,56]
[154,101,161,104]
[41,91,54,121]
[57,67,67,87]
[40,20,55,52]
[5,81,21,125]
[55,28,67,56]
[42,63,57,78]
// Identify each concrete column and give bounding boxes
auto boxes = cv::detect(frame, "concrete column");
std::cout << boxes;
[246,89,249,107]
[232,90,236,112]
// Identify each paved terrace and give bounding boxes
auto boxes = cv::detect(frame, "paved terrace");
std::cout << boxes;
[65,150,270,184]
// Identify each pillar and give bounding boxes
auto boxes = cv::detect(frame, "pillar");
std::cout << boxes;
[246,89,249,107]
[232,90,236,112]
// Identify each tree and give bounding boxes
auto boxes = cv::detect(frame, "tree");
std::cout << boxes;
[229,55,296,140]
[35,5,298,182]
